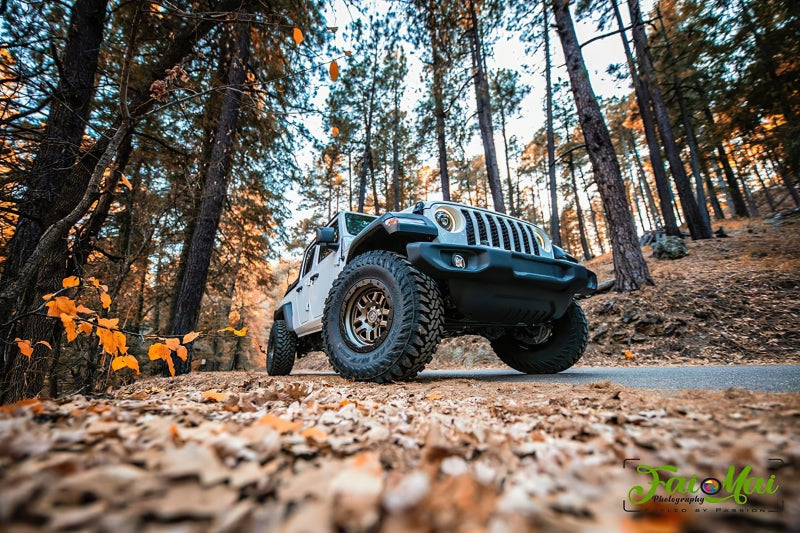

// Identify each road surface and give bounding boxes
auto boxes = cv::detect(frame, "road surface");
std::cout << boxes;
[410,365,800,392]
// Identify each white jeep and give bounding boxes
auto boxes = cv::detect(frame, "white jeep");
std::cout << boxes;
[268,201,597,382]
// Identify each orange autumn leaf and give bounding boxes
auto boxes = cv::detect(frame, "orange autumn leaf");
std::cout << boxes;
[202,390,226,402]
[329,60,339,81]
[292,27,303,45]
[624,350,636,360]
[79,322,93,335]
[60,314,78,342]
[46,296,77,317]
[100,292,112,309]
[228,310,240,326]
[76,304,94,314]
[14,338,33,357]
[111,354,140,374]
[148,342,171,361]
[36,340,52,350]
[62,276,80,289]
[219,326,247,337]
[96,318,123,356]
[42,293,55,301]
[114,330,128,354]
[175,345,188,362]
[258,414,301,434]
[164,337,181,351]
[164,352,175,377]
[97,317,119,329]
[301,426,327,441]
[182,331,200,344]
[120,174,132,190]
[332,126,340,137]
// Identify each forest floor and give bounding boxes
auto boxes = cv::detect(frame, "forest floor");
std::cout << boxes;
[1,216,799,532]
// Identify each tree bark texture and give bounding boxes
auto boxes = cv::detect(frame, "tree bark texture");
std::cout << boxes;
[168,17,250,375]
[552,0,653,292]
[628,0,711,240]
[610,0,678,237]
[426,0,450,201]
[467,0,505,213]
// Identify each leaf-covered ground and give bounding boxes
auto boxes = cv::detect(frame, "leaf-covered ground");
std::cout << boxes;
[1,372,798,532]
[3,218,799,531]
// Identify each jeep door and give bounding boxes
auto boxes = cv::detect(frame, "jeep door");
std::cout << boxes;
[294,220,344,335]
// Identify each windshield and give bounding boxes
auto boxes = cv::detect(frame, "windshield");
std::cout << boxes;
[344,212,377,235]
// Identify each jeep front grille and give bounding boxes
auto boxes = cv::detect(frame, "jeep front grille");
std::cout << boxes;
[460,209,540,256]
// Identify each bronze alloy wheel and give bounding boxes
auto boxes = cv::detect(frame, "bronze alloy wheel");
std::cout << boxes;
[342,279,394,352]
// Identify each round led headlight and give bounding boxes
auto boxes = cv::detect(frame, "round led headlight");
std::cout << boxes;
[434,210,454,231]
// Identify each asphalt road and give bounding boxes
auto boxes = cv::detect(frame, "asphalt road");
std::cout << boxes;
[412,365,800,393]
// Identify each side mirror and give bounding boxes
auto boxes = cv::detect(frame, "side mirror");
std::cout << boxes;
[316,227,338,247]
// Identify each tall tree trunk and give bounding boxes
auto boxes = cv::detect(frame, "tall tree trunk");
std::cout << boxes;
[426,0,450,201]
[675,86,711,229]
[552,0,652,291]
[467,0,504,213]
[579,168,606,255]
[568,154,592,260]
[629,134,662,230]
[703,167,725,220]
[168,15,250,375]
[392,64,401,211]
[357,46,380,213]
[752,162,776,212]
[499,106,516,216]
[610,0,678,237]
[654,6,711,230]
[702,107,749,216]
[628,0,711,240]
[543,1,561,245]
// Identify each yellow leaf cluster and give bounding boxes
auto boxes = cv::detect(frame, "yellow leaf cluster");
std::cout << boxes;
[111,354,140,374]
[46,296,77,317]
[148,336,193,377]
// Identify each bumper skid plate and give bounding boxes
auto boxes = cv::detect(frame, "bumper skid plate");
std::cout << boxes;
[407,242,597,324]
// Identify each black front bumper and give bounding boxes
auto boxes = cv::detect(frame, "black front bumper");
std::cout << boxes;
[406,242,597,325]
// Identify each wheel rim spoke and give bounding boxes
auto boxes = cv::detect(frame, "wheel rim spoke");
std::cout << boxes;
[344,281,393,350]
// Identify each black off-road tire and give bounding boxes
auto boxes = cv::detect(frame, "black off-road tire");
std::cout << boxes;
[490,300,588,374]
[267,320,297,376]
[322,251,444,382]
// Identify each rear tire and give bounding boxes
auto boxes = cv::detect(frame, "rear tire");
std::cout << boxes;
[322,251,444,382]
[267,320,297,376]
[490,300,588,374]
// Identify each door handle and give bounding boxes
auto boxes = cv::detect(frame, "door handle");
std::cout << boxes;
[310,273,319,282]
[296,286,303,293]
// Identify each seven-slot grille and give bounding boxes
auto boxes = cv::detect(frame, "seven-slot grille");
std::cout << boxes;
[460,209,540,256]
